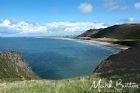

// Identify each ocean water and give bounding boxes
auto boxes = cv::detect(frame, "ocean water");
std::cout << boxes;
[0,37,119,80]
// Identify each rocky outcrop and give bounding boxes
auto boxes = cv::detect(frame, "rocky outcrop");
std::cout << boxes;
[0,51,39,81]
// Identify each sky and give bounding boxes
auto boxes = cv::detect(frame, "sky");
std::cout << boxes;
[0,0,140,36]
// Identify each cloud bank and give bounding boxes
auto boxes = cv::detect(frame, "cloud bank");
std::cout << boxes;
[0,19,107,37]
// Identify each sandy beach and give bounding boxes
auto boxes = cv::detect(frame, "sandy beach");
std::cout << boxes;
[83,39,130,50]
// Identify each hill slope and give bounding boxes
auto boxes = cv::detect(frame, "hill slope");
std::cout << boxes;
[79,24,140,40]
[94,46,140,82]
[0,51,38,81]
[78,29,101,37]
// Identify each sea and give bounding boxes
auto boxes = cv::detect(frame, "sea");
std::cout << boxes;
[0,37,119,80]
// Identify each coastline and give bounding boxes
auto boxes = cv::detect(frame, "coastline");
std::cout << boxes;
[46,37,130,50]
[81,39,130,50]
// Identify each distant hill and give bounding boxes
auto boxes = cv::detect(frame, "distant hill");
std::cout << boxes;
[0,51,39,81]
[79,24,140,40]
[78,29,101,37]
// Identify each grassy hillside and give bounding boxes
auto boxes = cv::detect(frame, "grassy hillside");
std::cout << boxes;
[78,29,101,37]
[92,24,140,39]
[94,46,140,83]
[0,75,139,93]
[79,24,140,40]
[0,51,39,81]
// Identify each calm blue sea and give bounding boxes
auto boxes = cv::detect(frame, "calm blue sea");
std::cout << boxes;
[0,37,119,80]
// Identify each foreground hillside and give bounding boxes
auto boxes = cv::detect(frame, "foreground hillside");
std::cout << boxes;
[0,51,38,81]
[0,49,139,93]
[0,75,139,93]
[0,50,139,93]
[94,46,140,82]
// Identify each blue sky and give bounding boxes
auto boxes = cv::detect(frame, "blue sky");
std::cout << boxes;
[0,0,140,36]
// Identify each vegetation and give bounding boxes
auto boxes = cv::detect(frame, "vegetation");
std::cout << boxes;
[0,51,39,82]
[91,24,140,40]
[78,29,102,37]
[78,24,140,40]
[94,46,140,83]
[0,74,139,93]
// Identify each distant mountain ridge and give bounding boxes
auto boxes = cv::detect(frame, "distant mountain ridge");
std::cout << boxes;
[0,51,38,81]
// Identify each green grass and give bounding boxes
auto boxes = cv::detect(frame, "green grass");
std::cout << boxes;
[0,74,139,93]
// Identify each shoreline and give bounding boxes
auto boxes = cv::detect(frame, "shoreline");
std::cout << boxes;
[81,39,130,50]
[47,37,130,50]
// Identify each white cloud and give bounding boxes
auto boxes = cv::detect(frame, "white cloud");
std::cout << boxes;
[134,2,140,10]
[3,19,11,26]
[45,22,107,35]
[78,3,93,14]
[104,0,128,11]
[0,19,108,36]
[0,20,47,34]
[0,19,48,36]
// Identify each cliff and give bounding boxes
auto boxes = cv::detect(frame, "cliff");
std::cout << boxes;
[94,46,140,82]
[0,51,39,81]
